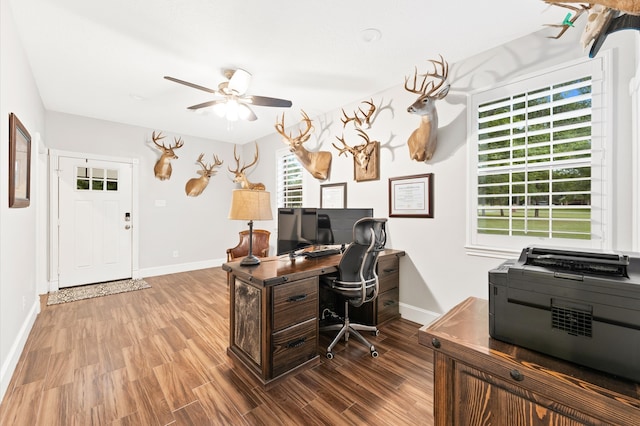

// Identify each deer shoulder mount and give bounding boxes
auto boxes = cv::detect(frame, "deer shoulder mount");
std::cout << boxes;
[151,131,184,180]
[404,55,450,162]
[228,143,265,190]
[185,153,223,197]
[333,99,380,181]
[275,110,332,181]
[543,1,640,57]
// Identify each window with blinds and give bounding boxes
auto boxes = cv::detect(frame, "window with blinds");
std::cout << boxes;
[277,151,303,207]
[468,56,609,251]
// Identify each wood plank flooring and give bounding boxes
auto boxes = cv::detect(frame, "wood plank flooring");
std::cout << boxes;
[0,267,435,425]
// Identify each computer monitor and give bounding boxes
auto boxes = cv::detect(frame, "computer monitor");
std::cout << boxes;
[276,207,375,254]
[276,208,318,254]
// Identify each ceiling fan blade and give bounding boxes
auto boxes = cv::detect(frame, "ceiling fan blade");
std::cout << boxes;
[242,104,258,121]
[246,95,292,108]
[227,68,252,95]
[164,76,218,94]
[187,99,225,110]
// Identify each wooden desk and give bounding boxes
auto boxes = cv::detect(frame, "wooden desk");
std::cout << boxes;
[419,297,640,426]
[223,249,404,388]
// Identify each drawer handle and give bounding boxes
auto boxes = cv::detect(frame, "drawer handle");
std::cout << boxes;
[288,294,307,302]
[287,337,306,348]
[382,268,397,273]
[384,300,395,307]
[510,369,524,381]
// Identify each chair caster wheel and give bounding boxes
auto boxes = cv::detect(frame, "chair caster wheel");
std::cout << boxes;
[374,330,380,336]
[371,350,379,358]
[326,352,334,359]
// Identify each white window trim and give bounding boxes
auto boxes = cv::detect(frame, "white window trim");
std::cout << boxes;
[466,52,613,258]
[631,47,640,251]
[275,147,304,208]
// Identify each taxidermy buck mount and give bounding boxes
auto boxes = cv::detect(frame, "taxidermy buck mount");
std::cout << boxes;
[404,55,451,162]
[151,131,184,180]
[543,1,640,58]
[334,99,380,182]
[185,153,223,197]
[228,143,265,190]
[275,110,332,180]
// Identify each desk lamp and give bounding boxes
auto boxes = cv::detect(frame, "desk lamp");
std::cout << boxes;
[228,189,273,266]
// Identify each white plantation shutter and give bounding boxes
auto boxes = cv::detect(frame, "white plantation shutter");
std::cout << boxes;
[277,151,304,208]
[468,56,610,252]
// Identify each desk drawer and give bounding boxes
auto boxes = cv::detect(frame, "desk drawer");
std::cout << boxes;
[377,256,399,293]
[377,287,400,325]
[273,277,318,331]
[272,318,317,378]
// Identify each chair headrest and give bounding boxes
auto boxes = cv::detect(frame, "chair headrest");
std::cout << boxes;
[353,217,387,250]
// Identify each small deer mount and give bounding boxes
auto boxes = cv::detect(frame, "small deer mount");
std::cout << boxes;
[333,129,380,182]
[151,131,184,180]
[185,153,223,197]
[275,110,332,181]
[404,55,450,162]
[228,143,265,190]
[334,99,381,182]
[543,1,640,58]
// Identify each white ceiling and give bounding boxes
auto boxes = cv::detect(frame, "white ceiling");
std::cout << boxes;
[9,0,560,144]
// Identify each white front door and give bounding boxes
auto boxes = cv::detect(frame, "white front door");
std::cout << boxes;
[58,156,133,288]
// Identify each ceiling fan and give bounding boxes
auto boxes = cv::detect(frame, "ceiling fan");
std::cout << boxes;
[164,69,292,121]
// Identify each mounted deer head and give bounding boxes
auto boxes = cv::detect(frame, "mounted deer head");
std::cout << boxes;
[185,153,223,197]
[341,99,376,129]
[404,55,450,162]
[228,143,265,190]
[151,131,184,180]
[333,129,380,182]
[543,1,640,57]
[275,110,332,180]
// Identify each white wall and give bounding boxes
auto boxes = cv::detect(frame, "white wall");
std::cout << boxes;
[247,28,639,324]
[44,112,256,277]
[0,0,46,400]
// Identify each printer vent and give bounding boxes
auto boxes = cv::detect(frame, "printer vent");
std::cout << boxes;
[551,303,593,338]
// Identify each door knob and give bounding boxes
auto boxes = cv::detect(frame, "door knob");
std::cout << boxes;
[125,225,131,230]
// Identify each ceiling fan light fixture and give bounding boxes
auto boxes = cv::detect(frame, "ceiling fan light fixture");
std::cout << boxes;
[213,102,227,118]
[226,99,240,121]
[238,103,252,120]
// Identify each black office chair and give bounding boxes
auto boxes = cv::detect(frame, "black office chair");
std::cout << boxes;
[320,217,387,359]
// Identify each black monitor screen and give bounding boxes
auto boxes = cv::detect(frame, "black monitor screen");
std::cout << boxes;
[277,208,318,254]
[277,207,374,254]
[317,208,374,246]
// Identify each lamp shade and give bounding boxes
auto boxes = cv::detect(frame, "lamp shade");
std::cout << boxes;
[228,189,273,221]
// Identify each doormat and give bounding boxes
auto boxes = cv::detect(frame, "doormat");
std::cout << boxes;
[47,278,150,305]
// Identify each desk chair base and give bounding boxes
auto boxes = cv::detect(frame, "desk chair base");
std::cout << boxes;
[320,301,379,359]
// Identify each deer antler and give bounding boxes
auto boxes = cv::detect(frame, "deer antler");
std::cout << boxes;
[544,2,592,39]
[341,99,377,129]
[405,55,449,99]
[151,131,165,148]
[228,144,259,174]
[196,153,223,173]
[275,111,314,146]
[332,135,357,157]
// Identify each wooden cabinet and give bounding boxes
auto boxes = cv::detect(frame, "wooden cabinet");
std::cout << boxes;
[419,297,640,426]
[349,251,403,326]
[229,274,320,388]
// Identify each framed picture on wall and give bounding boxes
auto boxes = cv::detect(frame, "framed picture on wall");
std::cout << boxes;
[320,182,346,208]
[388,173,433,218]
[9,113,31,208]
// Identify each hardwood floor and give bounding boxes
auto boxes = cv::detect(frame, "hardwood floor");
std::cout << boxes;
[0,267,435,425]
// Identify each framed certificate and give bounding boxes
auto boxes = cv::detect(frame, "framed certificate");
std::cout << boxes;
[388,174,433,218]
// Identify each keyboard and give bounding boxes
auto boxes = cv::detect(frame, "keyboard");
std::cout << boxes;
[304,248,341,258]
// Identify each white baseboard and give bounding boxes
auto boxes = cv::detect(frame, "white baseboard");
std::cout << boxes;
[139,258,225,278]
[0,299,39,403]
[399,302,441,327]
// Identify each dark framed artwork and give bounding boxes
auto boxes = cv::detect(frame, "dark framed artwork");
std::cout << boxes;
[388,173,433,218]
[320,182,347,208]
[9,113,31,208]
